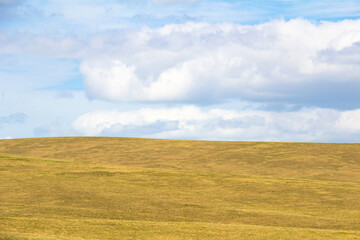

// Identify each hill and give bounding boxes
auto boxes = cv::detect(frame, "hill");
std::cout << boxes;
[0,137,359,239]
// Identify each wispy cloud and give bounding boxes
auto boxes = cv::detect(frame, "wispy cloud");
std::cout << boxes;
[152,0,198,5]
[0,55,80,91]
[0,113,26,127]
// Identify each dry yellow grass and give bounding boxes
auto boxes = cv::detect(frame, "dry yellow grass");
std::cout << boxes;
[1,137,359,182]
[0,137,359,239]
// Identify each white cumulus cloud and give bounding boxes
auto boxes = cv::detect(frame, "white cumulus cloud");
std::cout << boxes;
[80,19,360,109]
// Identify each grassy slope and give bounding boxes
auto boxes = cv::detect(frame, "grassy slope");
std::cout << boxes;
[0,137,359,239]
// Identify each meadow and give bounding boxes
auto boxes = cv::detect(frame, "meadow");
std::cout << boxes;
[0,137,359,239]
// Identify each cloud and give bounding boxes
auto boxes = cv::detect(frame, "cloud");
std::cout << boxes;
[0,0,23,20]
[0,0,22,5]
[33,117,70,137]
[72,106,360,142]
[0,113,26,127]
[0,55,80,91]
[336,109,360,133]
[80,19,360,109]
[152,0,198,5]
[0,89,131,139]
[55,90,74,99]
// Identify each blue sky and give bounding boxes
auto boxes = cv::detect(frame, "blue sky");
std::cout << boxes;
[1,0,360,142]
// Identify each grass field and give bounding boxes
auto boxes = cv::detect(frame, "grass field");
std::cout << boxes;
[0,137,359,239]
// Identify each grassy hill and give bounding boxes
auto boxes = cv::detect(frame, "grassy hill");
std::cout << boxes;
[0,137,359,239]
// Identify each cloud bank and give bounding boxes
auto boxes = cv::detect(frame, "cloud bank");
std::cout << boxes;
[72,106,360,142]
[80,19,360,109]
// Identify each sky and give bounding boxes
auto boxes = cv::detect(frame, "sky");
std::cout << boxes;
[0,0,360,142]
